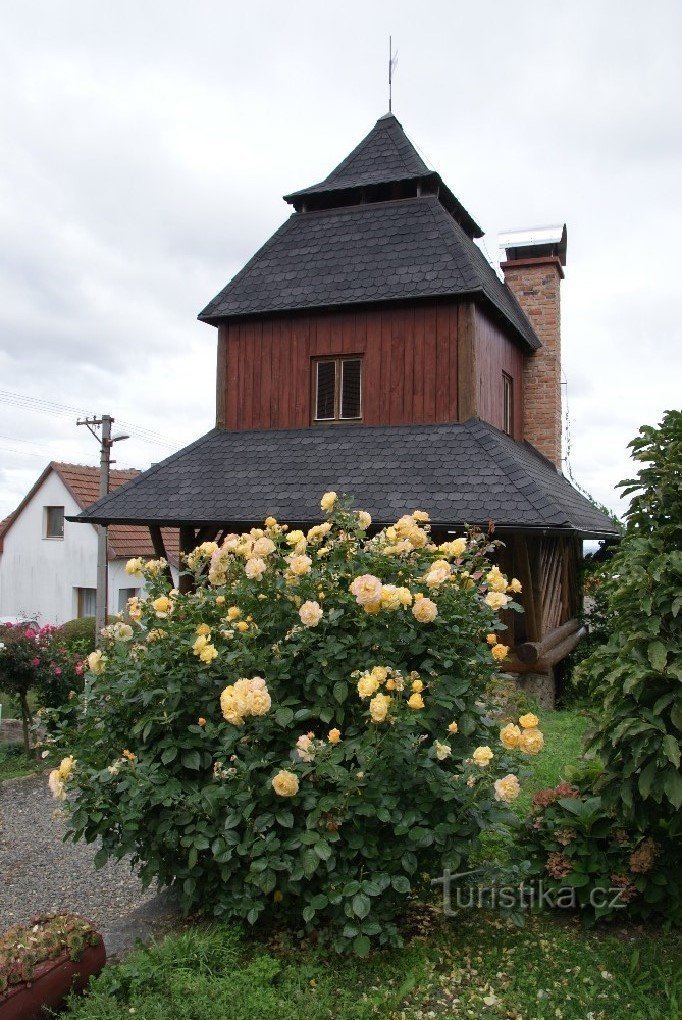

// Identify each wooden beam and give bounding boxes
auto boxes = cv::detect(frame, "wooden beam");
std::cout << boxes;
[515,617,580,665]
[178,526,196,593]
[515,535,541,642]
[536,625,586,670]
[148,525,175,588]
[457,302,478,421]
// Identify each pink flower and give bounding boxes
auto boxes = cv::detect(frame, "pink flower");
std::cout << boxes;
[24,628,36,640]
[53,667,62,676]
[75,662,84,675]
[32,657,40,667]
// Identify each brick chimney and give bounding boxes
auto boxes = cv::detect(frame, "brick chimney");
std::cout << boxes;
[499,225,567,468]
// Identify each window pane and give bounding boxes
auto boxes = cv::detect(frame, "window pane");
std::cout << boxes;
[118,587,139,612]
[316,361,336,419]
[503,374,513,436]
[341,359,361,419]
[46,506,64,538]
[77,588,97,618]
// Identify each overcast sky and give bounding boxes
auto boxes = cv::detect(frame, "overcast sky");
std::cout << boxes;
[1,1,680,522]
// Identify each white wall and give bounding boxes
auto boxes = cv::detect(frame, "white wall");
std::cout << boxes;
[0,472,164,625]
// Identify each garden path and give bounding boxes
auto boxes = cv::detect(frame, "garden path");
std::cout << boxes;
[0,773,178,957]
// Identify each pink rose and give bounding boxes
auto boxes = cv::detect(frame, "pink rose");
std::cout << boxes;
[75,662,84,675]
[32,657,40,667]
[54,667,62,676]
[24,628,36,639]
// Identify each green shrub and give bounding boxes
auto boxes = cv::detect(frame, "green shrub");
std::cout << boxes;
[51,495,546,953]
[58,617,98,657]
[518,783,681,923]
[582,410,682,831]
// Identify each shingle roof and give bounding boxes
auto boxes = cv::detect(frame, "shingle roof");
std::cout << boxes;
[0,463,179,562]
[283,113,483,240]
[199,196,540,351]
[285,113,431,197]
[73,422,619,539]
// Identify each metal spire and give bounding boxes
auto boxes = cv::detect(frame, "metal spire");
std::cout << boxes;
[389,36,398,113]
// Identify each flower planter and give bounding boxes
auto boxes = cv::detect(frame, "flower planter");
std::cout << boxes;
[0,919,105,1020]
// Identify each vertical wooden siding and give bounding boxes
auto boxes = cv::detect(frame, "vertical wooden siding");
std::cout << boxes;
[216,301,461,430]
[473,306,524,438]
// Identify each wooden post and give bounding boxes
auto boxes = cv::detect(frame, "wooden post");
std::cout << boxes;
[179,526,196,594]
[148,525,175,588]
[457,302,478,421]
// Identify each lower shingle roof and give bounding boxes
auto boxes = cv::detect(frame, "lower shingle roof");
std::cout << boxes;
[72,421,619,539]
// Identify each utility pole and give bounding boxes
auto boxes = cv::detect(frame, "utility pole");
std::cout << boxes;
[77,415,128,646]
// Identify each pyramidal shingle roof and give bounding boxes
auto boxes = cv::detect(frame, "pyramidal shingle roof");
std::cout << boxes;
[198,112,538,351]
[73,420,619,539]
[284,112,432,197]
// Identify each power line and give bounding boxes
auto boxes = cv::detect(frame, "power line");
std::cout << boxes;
[0,388,174,448]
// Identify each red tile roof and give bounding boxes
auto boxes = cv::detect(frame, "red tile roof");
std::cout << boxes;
[0,462,179,563]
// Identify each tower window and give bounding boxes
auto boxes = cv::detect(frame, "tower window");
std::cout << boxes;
[503,373,514,437]
[45,506,65,539]
[313,357,362,422]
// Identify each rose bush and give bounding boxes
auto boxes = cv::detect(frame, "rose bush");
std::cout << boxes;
[51,495,542,953]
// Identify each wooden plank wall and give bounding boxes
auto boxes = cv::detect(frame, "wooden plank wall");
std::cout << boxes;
[474,306,525,438]
[216,301,462,430]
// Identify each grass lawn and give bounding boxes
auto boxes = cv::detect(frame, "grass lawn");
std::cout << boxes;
[57,708,680,1020]
[0,742,39,781]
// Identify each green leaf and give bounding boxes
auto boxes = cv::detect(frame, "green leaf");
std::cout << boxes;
[161,746,178,764]
[275,809,294,828]
[352,893,371,919]
[638,758,658,798]
[648,641,667,672]
[302,848,319,878]
[275,707,295,727]
[391,875,411,894]
[662,733,681,767]
[333,680,349,704]
[663,769,682,808]
[181,750,201,770]
[353,935,371,958]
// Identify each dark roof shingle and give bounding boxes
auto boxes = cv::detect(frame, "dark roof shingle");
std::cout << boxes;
[73,422,619,539]
[199,197,539,351]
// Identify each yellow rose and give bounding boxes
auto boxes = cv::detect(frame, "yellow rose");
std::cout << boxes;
[125,557,144,577]
[236,620,249,633]
[349,574,383,606]
[499,723,521,750]
[397,587,413,606]
[299,600,323,627]
[369,692,391,723]
[385,678,397,691]
[199,644,218,664]
[519,713,539,729]
[272,769,299,797]
[357,673,381,699]
[215,595,226,606]
[385,526,397,543]
[265,516,278,528]
[444,537,467,558]
[198,717,206,727]
[227,606,241,621]
[356,511,372,529]
[434,740,452,760]
[485,591,510,611]
[307,521,332,544]
[287,553,312,576]
[486,567,508,593]
[448,721,459,734]
[87,649,106,675]
[412,597,438,623]
[508,578,522,594]
[320,491,337,512]
[363,599,382,615]
[407,692,425,710]
[472,745,494,767]
[245,557,267,580]
[379,584,402,611]
[196,623,211,636]
[411,678,424,693]
[48,770,66,800]
[286,530,306,547]
[152,595,173,618]
[253,537,276,557]
[494,774,521,803]
[424,561,452,588]
[412,509,430,522]
[486,633,497,646]
[519,728,544,755]
[491,643,509,662]
[328,728,341,744]
[57,755,76,781]
[370,666,389,683]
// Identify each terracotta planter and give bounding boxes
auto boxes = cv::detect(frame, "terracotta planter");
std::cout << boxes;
[0,937,106,1020]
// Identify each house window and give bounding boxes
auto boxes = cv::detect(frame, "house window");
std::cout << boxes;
[313,357,362,422]
[502,373,514,437]
[118,587,140,612]
[76,587,97,618]
[45,506,65,539]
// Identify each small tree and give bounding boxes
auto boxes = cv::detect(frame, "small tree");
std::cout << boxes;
[583,410,681,829]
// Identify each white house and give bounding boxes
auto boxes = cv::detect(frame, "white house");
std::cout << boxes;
[0,463,179,625]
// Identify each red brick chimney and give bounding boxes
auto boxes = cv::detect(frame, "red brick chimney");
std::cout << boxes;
[499,225,567,468]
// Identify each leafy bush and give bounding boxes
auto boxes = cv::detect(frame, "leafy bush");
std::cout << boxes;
[59,617,98,658]
[518,782,681,923]
[582,410,681,831]
[52,495,544,953]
